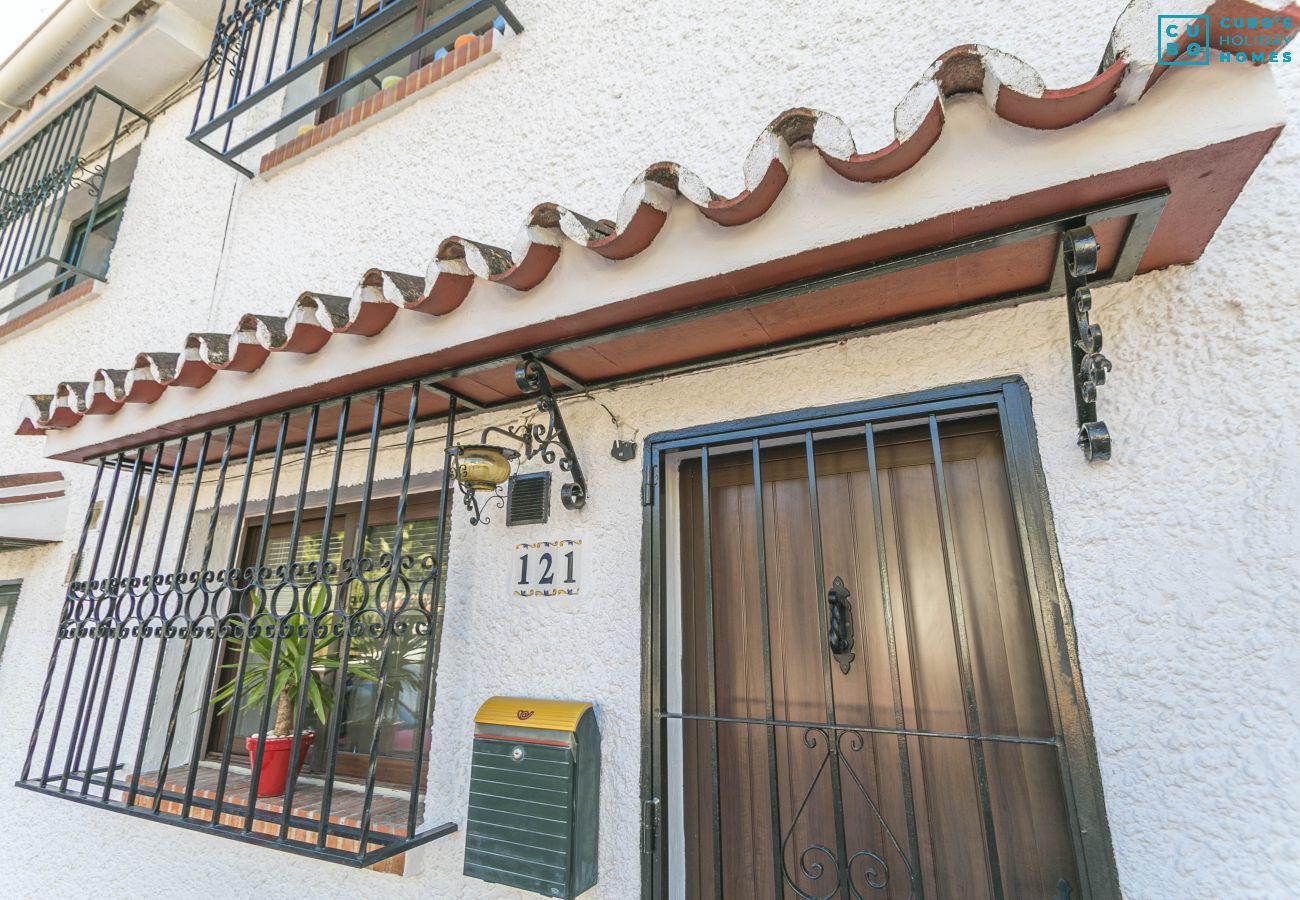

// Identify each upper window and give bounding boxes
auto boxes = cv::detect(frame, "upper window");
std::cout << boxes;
[50,192,129,298]
[320,4,420,120]
[0,89,146,322]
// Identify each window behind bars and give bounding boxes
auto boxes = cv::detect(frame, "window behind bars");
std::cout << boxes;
[17,381,462,867]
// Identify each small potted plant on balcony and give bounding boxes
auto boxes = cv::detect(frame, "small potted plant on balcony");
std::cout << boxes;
[211,585,376,797]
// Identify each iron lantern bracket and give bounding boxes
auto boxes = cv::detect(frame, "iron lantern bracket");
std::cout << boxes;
[446,445,507,526]
[1062,225,1113,462]
[459,479,505,525]
[475,357,590,510]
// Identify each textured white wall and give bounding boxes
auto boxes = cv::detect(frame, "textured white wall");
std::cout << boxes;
[0,0,1296,898]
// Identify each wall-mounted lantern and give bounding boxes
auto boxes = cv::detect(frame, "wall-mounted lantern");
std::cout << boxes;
[447,444,519,525]
[447,357,589,525]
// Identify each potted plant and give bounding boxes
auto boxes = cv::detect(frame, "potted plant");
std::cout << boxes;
[211,585,376,798]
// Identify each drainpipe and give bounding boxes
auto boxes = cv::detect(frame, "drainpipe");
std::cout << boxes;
[0,0,163,114]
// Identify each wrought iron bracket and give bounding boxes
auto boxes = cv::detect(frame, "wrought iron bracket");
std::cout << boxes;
[451,467,505,526]
[478,357,589,510]
[1062,226,1113,462]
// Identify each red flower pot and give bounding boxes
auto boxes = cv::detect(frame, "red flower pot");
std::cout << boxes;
[245,731,314,798]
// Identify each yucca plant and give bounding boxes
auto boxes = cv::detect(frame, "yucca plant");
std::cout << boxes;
[210,584,378,737]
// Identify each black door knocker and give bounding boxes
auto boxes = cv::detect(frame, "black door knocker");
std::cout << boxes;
[827,576,855,675]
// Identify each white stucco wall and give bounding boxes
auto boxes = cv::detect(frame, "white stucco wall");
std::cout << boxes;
[0,1,1296,898]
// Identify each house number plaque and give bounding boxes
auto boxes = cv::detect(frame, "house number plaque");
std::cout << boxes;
[513,539,582,597]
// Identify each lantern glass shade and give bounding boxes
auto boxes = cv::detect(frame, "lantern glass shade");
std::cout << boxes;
[450,444,518,491]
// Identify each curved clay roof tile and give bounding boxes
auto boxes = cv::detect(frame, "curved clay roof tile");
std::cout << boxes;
[16,0,1298,436]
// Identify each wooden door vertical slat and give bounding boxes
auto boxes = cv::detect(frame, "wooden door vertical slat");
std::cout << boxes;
[751,441,786,900]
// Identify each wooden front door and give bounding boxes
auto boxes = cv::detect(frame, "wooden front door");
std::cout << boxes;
[650,386,1116,899]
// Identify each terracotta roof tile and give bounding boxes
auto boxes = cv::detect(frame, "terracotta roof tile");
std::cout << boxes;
[16,0,1299,436]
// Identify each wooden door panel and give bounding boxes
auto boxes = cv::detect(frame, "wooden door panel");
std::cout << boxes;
[678,420,1078,898]
[885,457,994,898]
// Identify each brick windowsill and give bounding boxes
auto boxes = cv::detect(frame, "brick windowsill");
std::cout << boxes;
[260,27,504,177]
[130,763,422,875]
[0,279,103,344]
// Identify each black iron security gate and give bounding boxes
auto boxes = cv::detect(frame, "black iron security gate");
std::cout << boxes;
[640,379,1120,899]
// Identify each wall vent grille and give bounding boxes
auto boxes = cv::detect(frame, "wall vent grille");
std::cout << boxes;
[507,472,551,526]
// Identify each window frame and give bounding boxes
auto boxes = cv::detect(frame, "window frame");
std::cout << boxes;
[203,491,444,788]
[50,190,130,298]
[17,382,463,867]
[0,580,19,665]
[316,0,449,123]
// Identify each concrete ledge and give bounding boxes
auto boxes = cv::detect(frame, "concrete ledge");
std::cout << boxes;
[259,28,506,178]
[0,279,104,344]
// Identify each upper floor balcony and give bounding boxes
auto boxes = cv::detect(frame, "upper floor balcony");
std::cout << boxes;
[188,0,522,176]
[0,89,149,325]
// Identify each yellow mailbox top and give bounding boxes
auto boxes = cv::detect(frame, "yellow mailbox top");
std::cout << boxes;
[475,696,593,733]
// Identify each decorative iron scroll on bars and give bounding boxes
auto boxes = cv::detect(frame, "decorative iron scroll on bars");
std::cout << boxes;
[16,381,461,867]
[1062,225,1113,461]
[189,0,522,175]
[0,89,148,312]
[778,726,917,898]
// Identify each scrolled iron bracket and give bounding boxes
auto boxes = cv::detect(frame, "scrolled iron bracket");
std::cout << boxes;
[69,158,107,198]
[484,357,589,510]
[455,476,504,526]
[1063,226,1113,462]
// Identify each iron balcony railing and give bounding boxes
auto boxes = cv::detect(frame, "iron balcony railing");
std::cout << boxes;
[17,381,462,867]
[0,89,148,313]
[189,0,523,175]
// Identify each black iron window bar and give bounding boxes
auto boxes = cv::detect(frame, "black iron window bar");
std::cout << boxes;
[16,382,462,868]
[188,0,523,176]
[448,357,589,526]
[0,89,148,314]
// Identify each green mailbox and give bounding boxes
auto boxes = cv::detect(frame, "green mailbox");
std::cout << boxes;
[464,696,600,898]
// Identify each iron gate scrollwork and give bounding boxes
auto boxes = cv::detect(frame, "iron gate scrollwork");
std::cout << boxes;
[779,726,915,900]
